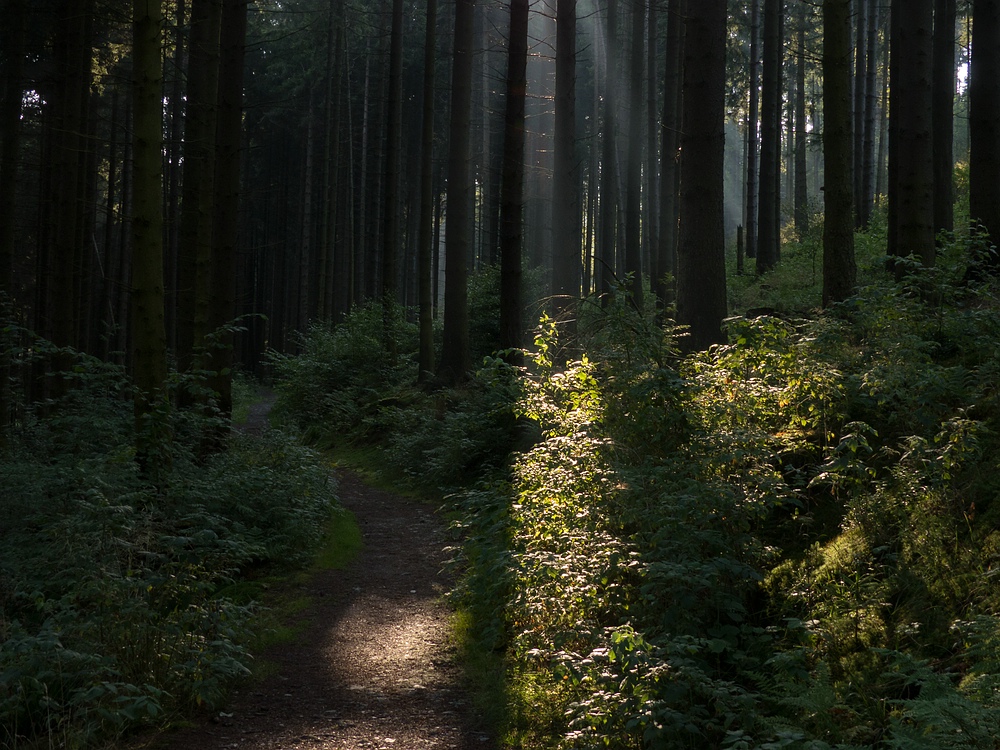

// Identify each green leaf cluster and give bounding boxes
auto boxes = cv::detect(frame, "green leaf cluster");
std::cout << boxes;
[0,355,339,748]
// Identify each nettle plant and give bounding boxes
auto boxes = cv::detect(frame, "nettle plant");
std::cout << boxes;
[491,310,785,749]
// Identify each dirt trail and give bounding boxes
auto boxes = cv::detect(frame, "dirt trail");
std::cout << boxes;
[145,416,494,749]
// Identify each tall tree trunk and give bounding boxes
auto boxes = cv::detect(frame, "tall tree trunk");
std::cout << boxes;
[300,91,316,332]
[757,0,782,273]
[597,0,620,299]
[132,0,170,480]
[0,0,25,301]
[860,0,879,226]
[853,0,869,226]
[166,0,186,355]
[553,0,580,326]
[623,0,645,307]
[933,0,957,237]
[969,0,1000,253]
[418,0,439,379]
[177,0,222,376]
[499,0,528,363]
[891,0,936,269]
[0,0,26,442]
[382,0,405,358]
[207,0,247,423]
[823,0,857,305]
[439,0,475,383]
[655,0,683,308]
[886,4,900,257]
[676,0,727,351]
[49,0,94,360]
[794,1,809,237]
[745,0,760,261]
[645,0,658,288]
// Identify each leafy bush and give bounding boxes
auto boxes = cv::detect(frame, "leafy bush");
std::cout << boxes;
[0,351,339,748]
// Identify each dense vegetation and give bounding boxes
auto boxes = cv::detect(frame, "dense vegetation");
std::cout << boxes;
[0,357,341,749]
[274,213,1000,749]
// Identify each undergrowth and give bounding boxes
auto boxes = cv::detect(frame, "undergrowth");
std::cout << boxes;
[0,358,340,749]
[270,219,1000,749]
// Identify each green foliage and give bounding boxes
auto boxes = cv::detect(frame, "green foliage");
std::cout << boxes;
[272,295,526,492]
[268,302,419,448]
[266,224,1000,749]
[0,351,340,748]
[445,228,1000,749]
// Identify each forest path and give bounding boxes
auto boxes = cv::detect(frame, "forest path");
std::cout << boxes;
[141,411,493,749]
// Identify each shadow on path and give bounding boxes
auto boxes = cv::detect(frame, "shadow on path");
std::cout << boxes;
[140,469,493,750]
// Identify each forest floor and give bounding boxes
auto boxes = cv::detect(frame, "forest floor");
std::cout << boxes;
[130,397,495,750]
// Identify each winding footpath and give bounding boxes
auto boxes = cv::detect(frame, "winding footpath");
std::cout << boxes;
[143,403,494,749]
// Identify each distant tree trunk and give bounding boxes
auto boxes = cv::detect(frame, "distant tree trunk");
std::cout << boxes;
[207,0,247,422]
[165,0,186,354]
[655,0,683,308]
[853,0,869,226]
[499,0,528,363]
[382,0,404,358]
[177,0,222,376]
[744,0,760,261]
[794,0,808,236]
[623,0,645,307]
[318,0,344,319]
[645,0,658,288]
[757,0,781,273]
[891,0,935,270]
[823,0,857,306]
[552,0,580,324]
[676,0,727,350]
[440,0,475,383]
[418,0,438,380]
[131,0,170,479]
[933,0,956,237]
[969,0,1000,253]
[886,4,900,257]
[597,0,620,299]
[49,0,94,361]
[0,0,24,301]
[300,92,316,332]
[0,0,25,441]
[860,0,880,226]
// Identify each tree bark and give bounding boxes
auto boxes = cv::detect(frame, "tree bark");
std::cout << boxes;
[382,0,405,358]
[131,0,170,479]
[623,0,645,307]
[969,0,1000,252]
[49,0,94,357]
[745,0,760,261]
[891,0,936,269]
[418,0,439,379]
[0,0,25,442]
[0,0,25,301]
[207,0,247,423]
[823,0,857,306]
[933,0,957,237]
[656,0,683,308]
[597,0,620,299]
[499,0,528,363]
[860,0,879,226]
[676,0,727,350]
[853,0,869,226]
[757,0,782,273]
[440,0,475,383]
[177,0,222,375]
[794,0,809,237]
[552,0,580,322]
